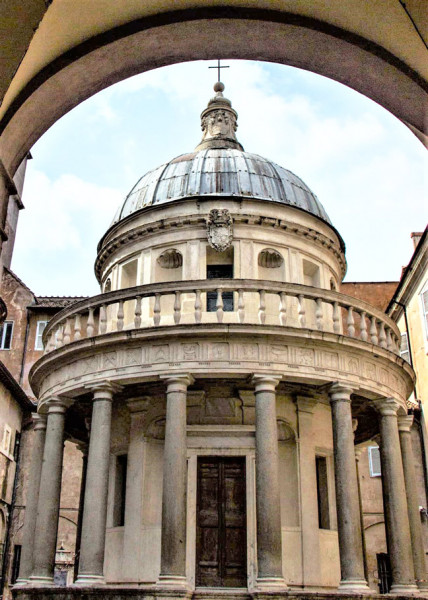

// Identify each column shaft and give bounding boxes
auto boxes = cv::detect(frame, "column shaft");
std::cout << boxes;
[76,383,117,584]
[73,445,88,582]
[329,384,368,592]
[31,401,68,584]
[376,399,417,593]
[253,374,286,589]
[159,374,193,586]
[15,415,47,584]
[398,415,427,590]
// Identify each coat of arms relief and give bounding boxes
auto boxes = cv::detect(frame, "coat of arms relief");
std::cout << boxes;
[206,209,233,252]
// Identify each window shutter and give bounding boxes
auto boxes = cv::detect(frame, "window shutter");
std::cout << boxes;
[400,333,410,363]
[422,290,428,338]
[369,446,381,477]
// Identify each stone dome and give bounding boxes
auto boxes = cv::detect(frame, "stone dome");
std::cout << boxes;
[112,83,331,226]
[113,149,331,225]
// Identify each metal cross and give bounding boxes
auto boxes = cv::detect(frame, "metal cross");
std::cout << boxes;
[209,59,230,82]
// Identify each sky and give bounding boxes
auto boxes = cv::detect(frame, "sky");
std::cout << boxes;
[11,60,428,297]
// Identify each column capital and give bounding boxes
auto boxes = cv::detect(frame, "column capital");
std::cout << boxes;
[46,396,73,415]
[398,414,414,433]
[252,373,281,392]
[126,397,150,414]
[32,413,47,431]
[328,382,353,403]
[85,381,123,401]
[374,397,400,417]
[296,396,317,414]
[160,373,194,391]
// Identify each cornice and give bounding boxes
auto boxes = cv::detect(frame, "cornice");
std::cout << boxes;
[94,212,347,283]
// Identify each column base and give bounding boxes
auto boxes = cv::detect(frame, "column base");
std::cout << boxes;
[390,583,419,594]
[28,575,54,586]
[13,578,29,587]
[338,579,372,593]
[74,574,105,586]
[157,574,189,589]
[255,576,288,591]
[417,581,428,591]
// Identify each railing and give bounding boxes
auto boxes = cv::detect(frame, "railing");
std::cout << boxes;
[42,279,401,355]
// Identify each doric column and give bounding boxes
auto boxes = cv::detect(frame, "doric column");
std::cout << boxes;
[374,398,418,593]
[253,374,286,590]
[328,384,369,592]
[122,398,149,581]
[76,382,120,585]
[73,442,88,582]
[296,397,321,587]
[15,414,47,585]
[159,374,193,587]
[30,398,70,584]
[397,414,428,591]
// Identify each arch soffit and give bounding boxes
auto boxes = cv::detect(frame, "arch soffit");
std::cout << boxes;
[0,7,427,177]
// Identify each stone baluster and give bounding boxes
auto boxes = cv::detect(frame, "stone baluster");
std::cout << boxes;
[374,398,418,593]
[216,289,224,323]
[370,317,378,344]
[174,291,181,324]
[379,322,387,348]
[279,292,287,326]
[347,307,355,337]
[360,311,368,341]
[15,414,47,585]
[386,328,393,351]
[63,318,71,344]
[315,298,323,330]
[30,398,70,584]
[117,300,124,331]
[258,290,266,324]
[76,382,122,584]
[298,294,306,327]
[74,313,82,340]
[159,374,194,587]
[328,384,369,592]
[154,293,161,326]
[252,374,287,590]
[238,289,245,323]
[99,304,107,334]
[134,296,142,328]
[56,325,64,347]
[333,301,340,333]
[194,290,202,323]
[86,308,95,337]
[296,397,321,587]
[397,414,428,591]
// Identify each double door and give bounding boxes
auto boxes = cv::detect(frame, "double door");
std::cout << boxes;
[196,456,247,587]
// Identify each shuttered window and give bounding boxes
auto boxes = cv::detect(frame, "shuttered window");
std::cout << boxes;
[400,332,410,363]
[422,289,428,340]
[368,446,381,477]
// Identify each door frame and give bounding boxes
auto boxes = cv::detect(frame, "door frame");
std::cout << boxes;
[186,440,256,590]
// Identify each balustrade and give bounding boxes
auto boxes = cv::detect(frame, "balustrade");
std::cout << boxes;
[42,279,401,357]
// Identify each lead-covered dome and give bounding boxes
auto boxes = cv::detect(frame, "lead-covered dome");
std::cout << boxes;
[112,82,331,226]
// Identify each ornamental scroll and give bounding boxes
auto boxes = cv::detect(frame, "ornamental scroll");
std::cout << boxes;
[206,209,233,252]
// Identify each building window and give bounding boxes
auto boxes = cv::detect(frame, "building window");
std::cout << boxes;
[11,545,21,584]
[0,321,13,350]
[400,333,410,363]
[1,425,12,456]
[368,446,381,477]
[35,320,48,350]
[207,264,234,312]
[112,454,128,527]
[316,456,330,530]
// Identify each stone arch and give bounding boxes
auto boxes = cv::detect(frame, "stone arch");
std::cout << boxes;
[0,6,426,180]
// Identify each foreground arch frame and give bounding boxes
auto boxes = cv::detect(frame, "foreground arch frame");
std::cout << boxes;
[0,6,427,183]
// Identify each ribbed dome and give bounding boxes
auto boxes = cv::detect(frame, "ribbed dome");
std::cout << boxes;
[113,148,331,225]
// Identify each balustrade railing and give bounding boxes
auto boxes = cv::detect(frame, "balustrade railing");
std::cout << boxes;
[42,279,401,356]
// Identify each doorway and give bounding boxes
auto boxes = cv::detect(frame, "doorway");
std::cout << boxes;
[196,457,247,587]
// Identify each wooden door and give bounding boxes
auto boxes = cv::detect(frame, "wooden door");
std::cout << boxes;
[196,457,247,587]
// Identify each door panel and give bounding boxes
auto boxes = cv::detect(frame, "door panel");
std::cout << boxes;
[196,457,247,587]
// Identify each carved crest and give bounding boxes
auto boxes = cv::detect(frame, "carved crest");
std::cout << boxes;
[206,209,233,252]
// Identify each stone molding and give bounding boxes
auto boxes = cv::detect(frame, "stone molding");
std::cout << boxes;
[32,329,412,418]
[95,209,346,282]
